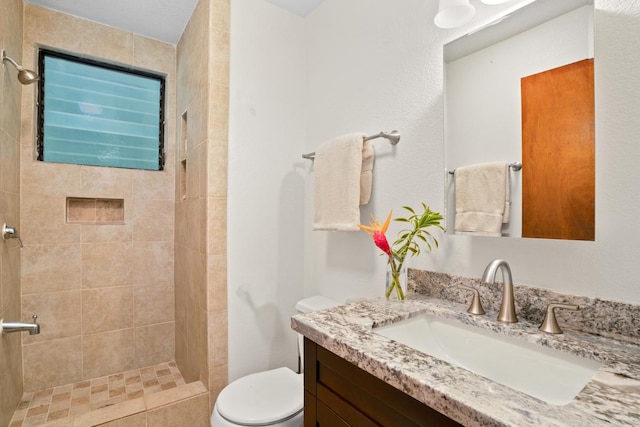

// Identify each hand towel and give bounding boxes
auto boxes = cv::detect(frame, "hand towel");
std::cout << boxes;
[313,133,372,231]
[359,140,374,205]
[454,162,510,236]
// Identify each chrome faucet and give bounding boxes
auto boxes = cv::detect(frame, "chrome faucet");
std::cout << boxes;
[481,259,518,323]
[1,315,40,335]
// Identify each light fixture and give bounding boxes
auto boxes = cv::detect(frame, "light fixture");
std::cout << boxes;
[434,0,476,29]
[2,50,38,85]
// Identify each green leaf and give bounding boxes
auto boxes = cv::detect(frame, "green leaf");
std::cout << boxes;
[402,205,416,215]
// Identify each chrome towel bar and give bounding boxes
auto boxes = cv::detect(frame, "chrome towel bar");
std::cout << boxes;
[448,161,522,175]
[302,130,400,160]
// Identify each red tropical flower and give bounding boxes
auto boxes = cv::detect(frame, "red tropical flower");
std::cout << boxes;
[359,211,392,256]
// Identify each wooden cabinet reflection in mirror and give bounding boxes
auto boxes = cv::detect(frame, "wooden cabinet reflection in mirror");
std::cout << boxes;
[521,59,595,241]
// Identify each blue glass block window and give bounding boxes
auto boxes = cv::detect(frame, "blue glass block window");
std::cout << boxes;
[37,49,165,170]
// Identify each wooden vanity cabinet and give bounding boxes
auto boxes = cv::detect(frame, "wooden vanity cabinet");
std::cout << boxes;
[304,338,462,427]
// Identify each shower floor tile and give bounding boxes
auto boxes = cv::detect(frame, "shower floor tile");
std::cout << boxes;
[9,361,185,427]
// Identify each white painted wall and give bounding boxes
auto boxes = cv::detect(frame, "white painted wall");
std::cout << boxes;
[228,0,306,381]
[229,0,640,379]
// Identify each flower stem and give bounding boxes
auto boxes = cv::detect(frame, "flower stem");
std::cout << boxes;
[386,255,405,300]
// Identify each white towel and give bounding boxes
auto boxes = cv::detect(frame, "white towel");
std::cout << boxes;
[454,162,510,236]
[313,133,372,231]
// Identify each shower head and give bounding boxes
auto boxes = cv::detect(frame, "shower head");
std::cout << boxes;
[2,50,38,85]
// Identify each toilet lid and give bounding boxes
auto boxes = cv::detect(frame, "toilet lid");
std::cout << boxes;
[217,367,303,425]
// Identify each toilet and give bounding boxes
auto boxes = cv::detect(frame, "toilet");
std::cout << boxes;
[211,296,340,427]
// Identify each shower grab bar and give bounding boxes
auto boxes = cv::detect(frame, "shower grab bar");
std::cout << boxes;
[302,130,400,160]
[448,161,522,175]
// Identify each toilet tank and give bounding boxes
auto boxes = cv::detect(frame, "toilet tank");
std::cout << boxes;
[295,296,340,372]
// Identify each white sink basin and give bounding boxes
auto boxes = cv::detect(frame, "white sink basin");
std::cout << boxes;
[374,314,601,405]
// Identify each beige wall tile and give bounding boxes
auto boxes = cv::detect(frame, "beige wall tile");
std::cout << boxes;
[83,329,135,379]
[0,303,23,425]
[186,250,206,311]
[174,328,194,382]
[207,254,227,312]
[82,287,134,334]
[208,82,230,137]
[23,337,83,391]
[79,21,134,65]
[208,364,228,411]
[209,28,230,87]
[146,393,209,427]
[176,0,208,69]
[0,69,22,140]
[129,242,174,285]
[21,196,82,245]
[173,247,188,334]
[80,167,133,199]
[181,198,202,253]
[0,2,23,421]
[196,142,208,199]
[2,0,23,65]
[186,141,203,202]
[22,291,82,344]
[177,40,207,113]
[80,205,133,243]
[82,242,133,288]
[24,4,84,52]
[134,282,174,326]
[135,322,175,368]
[210,0,230,32]
[1,243,20,311]
[207,197,226,255]
[174,202,189,248]
[164,79,178,165]
[197,308,209,384]
[132,199,174,242]
[0,191,20,242]
[21,244,82,294]
[132,170,175,201]
[20,147,84,197]
[133,35,176,75]
[207,309,227,368]
[207,138,227,198]
[0,131,19,194]
[0,245,5,314]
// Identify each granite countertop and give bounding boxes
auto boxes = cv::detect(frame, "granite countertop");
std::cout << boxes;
[291,294,640,427]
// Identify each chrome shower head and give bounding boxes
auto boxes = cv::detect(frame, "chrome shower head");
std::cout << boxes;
[2,50,38,85]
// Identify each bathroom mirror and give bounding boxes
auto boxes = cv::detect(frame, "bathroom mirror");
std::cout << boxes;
[444,0,594,240]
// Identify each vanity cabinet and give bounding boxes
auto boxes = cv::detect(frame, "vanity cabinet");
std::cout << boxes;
[303,338,462,427]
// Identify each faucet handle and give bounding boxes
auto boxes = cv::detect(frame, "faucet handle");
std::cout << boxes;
[539,303,579,334]
[458,284,486,315]
[32,314,38,323]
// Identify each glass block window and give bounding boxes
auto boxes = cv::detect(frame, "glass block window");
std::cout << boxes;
[37,49,165,171]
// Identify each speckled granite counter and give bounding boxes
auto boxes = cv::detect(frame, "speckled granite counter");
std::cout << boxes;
[291,294,640,426]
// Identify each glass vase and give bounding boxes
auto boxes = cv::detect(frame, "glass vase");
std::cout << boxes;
[385,266,407,301]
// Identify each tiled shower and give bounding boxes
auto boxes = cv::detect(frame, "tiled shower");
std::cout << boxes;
[0,0,229,425]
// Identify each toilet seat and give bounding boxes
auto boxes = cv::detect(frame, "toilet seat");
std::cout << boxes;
[216,367,303,425]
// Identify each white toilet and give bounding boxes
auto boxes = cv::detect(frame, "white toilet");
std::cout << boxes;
[211,296,340,427]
